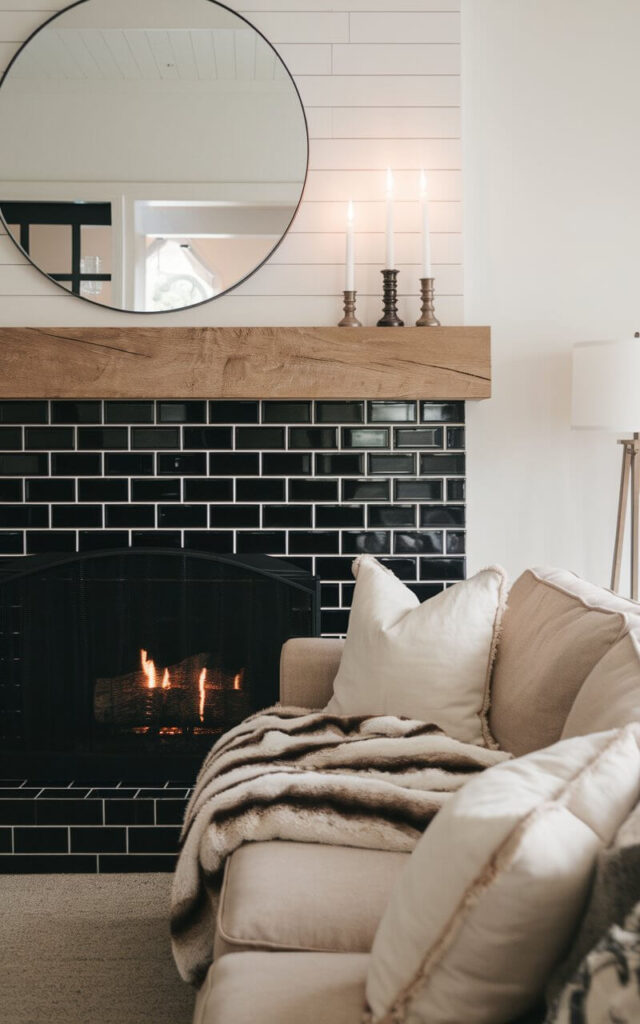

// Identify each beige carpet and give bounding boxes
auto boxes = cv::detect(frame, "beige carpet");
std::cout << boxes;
[0,874,197,1024]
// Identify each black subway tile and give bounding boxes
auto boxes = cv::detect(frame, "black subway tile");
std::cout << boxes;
[321,609,350,634]
[288,479,338,502]
[158,453,206,476]
[51,401,101,424]
[25,427,74,450]
[447,479,466,501]
[0,453,48,476]
[446,531,466,554]
[316,505,364,528]
[132,428,180,450]
[26,532,77,554]
[70,827,126,853]
[342,428,389,449]
[78,428,128,450]
[236,531,286,554]
[105,402,154,424]
[209,401,259,424]
[79,479,128,502]
[289,427,337,449]
[0,427,22,449]
[0,531,22,554]
[395,427,443,449]
[0,827,11,852]
[106,505,154,528]
[0,800,36,825]
[368,401,416,423]
[342,479,390,502]
[14,826,68,853]
[105,800,154,825]
[421,401,465,423]
[210,453,259,476]
[342,531,390,555]
[210,504,259,528]
[315,453,363,476]
[368,453,415,475]
[407,583,445,602]
[420,453,465,476]
[26,479,74,502]
[316,557,355,581]
[0,505,48,528]
[155,799,187,825]
[316,401,364,423]
[377,558,417,580]
[184,478,233,502]
[290,531,339,554]
[321,583,340,606]
[394,531,443,555]
[0,401,48,424]
[368,504,416,528]
[236,478,284,502]
[420,557,466,581]
[79,531,128,551]
[395,479,443,501]
[263,453,311,476]
[263,505,311,528]
[183,428,232,450]
[420,505,465,527]
[132,531,182,549]
[0,479,22,501]
[158,505,206,528]
[53,453,100,476]
[36,799,103,825]
[158,401,207,424]
[446,426,465,449]
[262,401,311,423]
[236,427,285,450]
[105,453,153,476]
[128,825,181,853]
[52,505,102,528]
[184,531,234,553]
[0,854,97,873]
[98,853,176,873]
[132,478,180,502]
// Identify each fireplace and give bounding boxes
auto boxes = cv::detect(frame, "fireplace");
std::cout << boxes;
[0,548,319,782]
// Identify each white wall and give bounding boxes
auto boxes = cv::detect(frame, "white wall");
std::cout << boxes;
[463,0,640,589]
[0,0,463,328]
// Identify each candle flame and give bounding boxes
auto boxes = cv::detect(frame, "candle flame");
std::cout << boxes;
[161,667,170,689]
[385,167,393,197]
[347,198,354,223]
[233,670,244,691]
[140,648,156,689]
[198,667,207,722]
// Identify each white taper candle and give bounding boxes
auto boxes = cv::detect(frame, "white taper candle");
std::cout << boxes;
[385,168,395,270]
[420,169,432,277]
[345,199,355,291]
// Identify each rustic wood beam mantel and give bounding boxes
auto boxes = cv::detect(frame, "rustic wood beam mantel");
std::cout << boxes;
[0,326,491,399]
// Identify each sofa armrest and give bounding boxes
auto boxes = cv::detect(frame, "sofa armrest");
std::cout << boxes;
[279,637,345,709]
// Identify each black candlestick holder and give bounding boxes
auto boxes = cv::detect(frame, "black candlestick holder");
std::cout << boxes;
[416,277,440,327]
[377,269,404,327]
[338,289,362,327]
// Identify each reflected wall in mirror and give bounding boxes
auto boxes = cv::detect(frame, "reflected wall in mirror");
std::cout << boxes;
[0,0,308,313]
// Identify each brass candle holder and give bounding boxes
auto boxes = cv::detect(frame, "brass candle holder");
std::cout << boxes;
[377,269,404,327]
[416,277,440,327]
[338,289,362,327]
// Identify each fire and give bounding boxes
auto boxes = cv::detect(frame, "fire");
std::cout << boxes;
[233,670,244,691]
[198,667,207,722]
[161,667,170,689]
[140,649,157,689]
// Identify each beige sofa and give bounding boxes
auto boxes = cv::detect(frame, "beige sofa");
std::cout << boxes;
[192,568,640,1024]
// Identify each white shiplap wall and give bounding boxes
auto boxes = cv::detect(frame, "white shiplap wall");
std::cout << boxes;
[0,0,462,328]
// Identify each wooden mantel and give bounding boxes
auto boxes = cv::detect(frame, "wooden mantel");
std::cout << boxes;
[0,326,490,399]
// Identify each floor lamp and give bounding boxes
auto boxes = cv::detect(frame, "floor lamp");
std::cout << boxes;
[572,336,640,599]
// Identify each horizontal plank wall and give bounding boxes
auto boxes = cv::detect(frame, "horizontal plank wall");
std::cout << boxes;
[0,0,462,328]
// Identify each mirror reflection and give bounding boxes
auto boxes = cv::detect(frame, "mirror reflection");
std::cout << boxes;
[0,0,308,313]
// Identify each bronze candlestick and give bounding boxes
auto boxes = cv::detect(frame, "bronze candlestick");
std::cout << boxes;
[377,269,404,327]
[338,289,362,327]
[416,277,440,327]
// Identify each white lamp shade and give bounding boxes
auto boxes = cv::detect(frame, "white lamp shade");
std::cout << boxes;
[572,338,640,432]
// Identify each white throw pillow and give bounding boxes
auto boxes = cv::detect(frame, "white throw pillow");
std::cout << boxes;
[562,628,640,739]
[326,556,507,747]
[366,726,640,1024]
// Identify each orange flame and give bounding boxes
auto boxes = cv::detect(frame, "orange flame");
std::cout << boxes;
[198,667,207,722]
[233,670,244,691]
[140,649,156,689]
[161,667,170,689]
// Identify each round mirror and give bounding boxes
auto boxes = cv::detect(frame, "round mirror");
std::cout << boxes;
[0,0,308,313]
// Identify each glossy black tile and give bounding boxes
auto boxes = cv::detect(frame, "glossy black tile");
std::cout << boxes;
[420,558,465,580]
[368,504,416,528]
[0,506,48,528]
[262,401,311,423]
[236,427,285,449]
[51,401,101,424]
[184,531,234,553]
[27,478,75,502]
[368,401,416,423]
[210,504,259,528]
[155,800,188,825]
[368,453,415,475]
[315,557,354,580]
[0,428,22,450]
[0,800,36,825]
[52,453,100,476]
[447,479,466,501]
[395,427,443,449]
[0,453,48,476]
[321,583,340,606]
[236,531,286,554]
[395,479,443,501]
[158,505,206,528]
[316,401,364,423]
[236,478,285,502]
[128,825,181,853]
[157,401,207,424]
[0,531,22,554]
[315,453,364,476]
[420,453,465,475]
[0,854,97,873]
[407,583,444,602]
[106,505,154,528]
[183,427,233,450]
[104,453,151,476]
[288,479,338,502]
[79,532,128,551]
[136,788,188,800]
[209,401,259,423]
[183,478,232,502]
[289,427,337,449]
[446,531,466,554]
[377,558,417,580]
[209,452,259,476]
[132,531,182,549]
[0,401,48,424]
[263,505,312,528]
[105,402,154,424]
[98,853,176,873]
[419,505,466,527]
[158,453,206,476]
[421,402,465,423]
[70,827,126,853]
[289,531,339,554]
[81,478,129,502]
[342,428,389,449]
[14,826,68,853]
[26,532,77,554]
[36,799,103,825]
[446,426,465,449]
[263,453,311,476]
[316,505,365,528]
[78,428,128,450]
[132,477,180,502]
[394,531,443,554]
[104,800,154,825]
[0,828,11,853]
[52,505,102,528]
[132,428,180,450]
[0,479,22,501]
[342,479,390,502]
[342,531,391,555]
[321,609,350,634]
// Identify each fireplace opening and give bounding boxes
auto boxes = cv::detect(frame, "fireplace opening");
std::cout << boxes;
[0,548,319,781]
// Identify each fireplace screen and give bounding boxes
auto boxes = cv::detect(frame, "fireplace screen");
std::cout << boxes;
[0,549,319,778]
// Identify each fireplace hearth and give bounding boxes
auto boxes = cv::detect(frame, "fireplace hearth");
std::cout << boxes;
[0,548,319,782]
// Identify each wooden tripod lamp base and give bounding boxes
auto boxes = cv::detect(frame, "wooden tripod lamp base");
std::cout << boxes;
[611,433,640,600]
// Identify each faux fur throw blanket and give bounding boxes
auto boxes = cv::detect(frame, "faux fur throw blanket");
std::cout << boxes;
[170,706,510,985]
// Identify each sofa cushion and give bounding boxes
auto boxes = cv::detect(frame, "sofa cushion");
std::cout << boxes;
[326,555,508,747]
[489,567,634,755]
[214,840,408,958]
[194,951,369,1024]
[366,726,640,1024]
[562,629,640,739]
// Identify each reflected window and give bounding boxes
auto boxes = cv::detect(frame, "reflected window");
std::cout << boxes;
[145,239,220,312]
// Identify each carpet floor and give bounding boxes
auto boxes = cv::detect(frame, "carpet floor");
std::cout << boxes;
[0,873,197,1024]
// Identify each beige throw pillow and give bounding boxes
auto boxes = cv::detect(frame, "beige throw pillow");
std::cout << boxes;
[489,567,635,756]
[562,628,640,739]
[366,726,640,1024]
[325,556,507,747]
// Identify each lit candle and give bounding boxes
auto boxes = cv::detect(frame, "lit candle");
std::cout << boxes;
[420,169,432,278]
[345,199,355,291]
[385,168,395,269]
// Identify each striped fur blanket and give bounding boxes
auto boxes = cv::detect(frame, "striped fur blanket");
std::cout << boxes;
[170,706,510,985]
